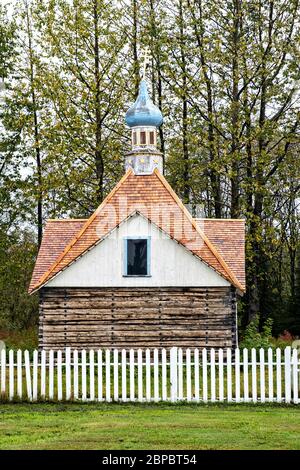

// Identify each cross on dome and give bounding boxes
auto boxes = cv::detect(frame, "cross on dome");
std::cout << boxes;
[141,46,151,80]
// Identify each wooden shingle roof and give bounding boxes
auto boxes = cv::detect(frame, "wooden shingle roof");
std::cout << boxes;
[195,218,245,291]
[29,219,87,291]
[29,170,246,293]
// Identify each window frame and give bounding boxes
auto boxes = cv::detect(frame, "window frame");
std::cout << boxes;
[123,236,151,277]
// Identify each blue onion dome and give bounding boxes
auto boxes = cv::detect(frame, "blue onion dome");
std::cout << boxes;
[125,80,163,128]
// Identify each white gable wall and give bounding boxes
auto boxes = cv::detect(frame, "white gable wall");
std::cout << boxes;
[46,214,230,288]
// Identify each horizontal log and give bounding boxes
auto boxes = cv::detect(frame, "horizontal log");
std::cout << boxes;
[39,341,233,351]
[41,287,232,296]
[41,311,231,320]
[41,332,231,341]
[42,318,232,327]
[42,323,232,332]
[41,299,230,310]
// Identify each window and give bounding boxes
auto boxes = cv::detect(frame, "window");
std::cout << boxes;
[149,131,154,145]
[132,131,137,145]
[124,237,150,276]
[140,131,146,145]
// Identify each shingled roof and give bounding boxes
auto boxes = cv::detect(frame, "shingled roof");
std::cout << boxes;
[29,219,87,292]
[29,169,246,293]
[195,218,245,291]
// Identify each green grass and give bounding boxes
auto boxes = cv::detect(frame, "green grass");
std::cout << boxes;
[0,402,299,450]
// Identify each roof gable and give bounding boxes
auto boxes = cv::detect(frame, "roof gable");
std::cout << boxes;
[29,170,245,293]
[46,212,231,288]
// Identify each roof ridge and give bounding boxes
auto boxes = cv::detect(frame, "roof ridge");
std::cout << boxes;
[154,169,244,291]
[31,169,133,292]
[47,218,88,222]
[195,218,245,222]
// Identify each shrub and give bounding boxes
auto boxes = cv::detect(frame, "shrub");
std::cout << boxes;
[240,316,273,349]
[271,330,295,349]
[0,326,38,352]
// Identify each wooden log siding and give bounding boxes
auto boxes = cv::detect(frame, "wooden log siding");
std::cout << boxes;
[38,287,237,350]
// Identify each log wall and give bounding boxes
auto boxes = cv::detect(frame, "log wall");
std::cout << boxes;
[39,287,237,350]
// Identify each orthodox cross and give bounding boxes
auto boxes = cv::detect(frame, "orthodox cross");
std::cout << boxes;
[141,46,151,80]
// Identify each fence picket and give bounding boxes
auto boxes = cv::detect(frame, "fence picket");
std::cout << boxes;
[57,350,62,401]
[210,349,216,402]
[129,349,134,401]
[82,350,87,401]
[41,350,46,400]
[170,347,178,402]
[194,349,200,402]
[260,348,265,403]
[97,350,102,402]
[33,350,38,401]
[9,350,14,401]
[65,348,71,401]
[49,350,54,400]
[138,349,143,402]
[113,349,118,401]
[24,350,32,401]
[178,348,183,400]
[276,348,281,403]
[218,349,224,402]
[284,346,291,404]
[227,348,232,402]
[243,349,249,402]
[121,349,127,402]
[73,350,79,400]
[251,348,257,403]
[292,349,298,404]
[162,349,167,401]
[0,349,6,397]
[186,349,192,401]
[17,349,22,399]
[146,349,151,401]
[105,349,111,402]
[268,348,273,402]
[202,348,208,402]
[235,348,240,403]
[154,349,159,402]
[90,350,95,401]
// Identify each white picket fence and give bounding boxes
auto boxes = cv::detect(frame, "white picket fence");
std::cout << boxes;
[0,347,299,403]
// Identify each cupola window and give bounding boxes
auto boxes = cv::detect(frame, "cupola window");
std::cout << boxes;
[133,131,137,145]
[140,131,146,145]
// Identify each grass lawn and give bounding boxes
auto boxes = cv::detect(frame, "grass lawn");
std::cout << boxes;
[0,403,299,450]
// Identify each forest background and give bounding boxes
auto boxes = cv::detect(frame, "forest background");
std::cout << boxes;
[0,0,299,347]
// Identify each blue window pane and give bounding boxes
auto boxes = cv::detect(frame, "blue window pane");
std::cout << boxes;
[127,239,148,275]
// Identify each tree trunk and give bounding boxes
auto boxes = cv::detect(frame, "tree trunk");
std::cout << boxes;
[190,0,222,216]
[93,0,104,203]
[132,0,139,97]
[245,0,274,324]
[25,1,43,247]
[149,0,165,171]
[179,0,189,204]
[230,0,241,218]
